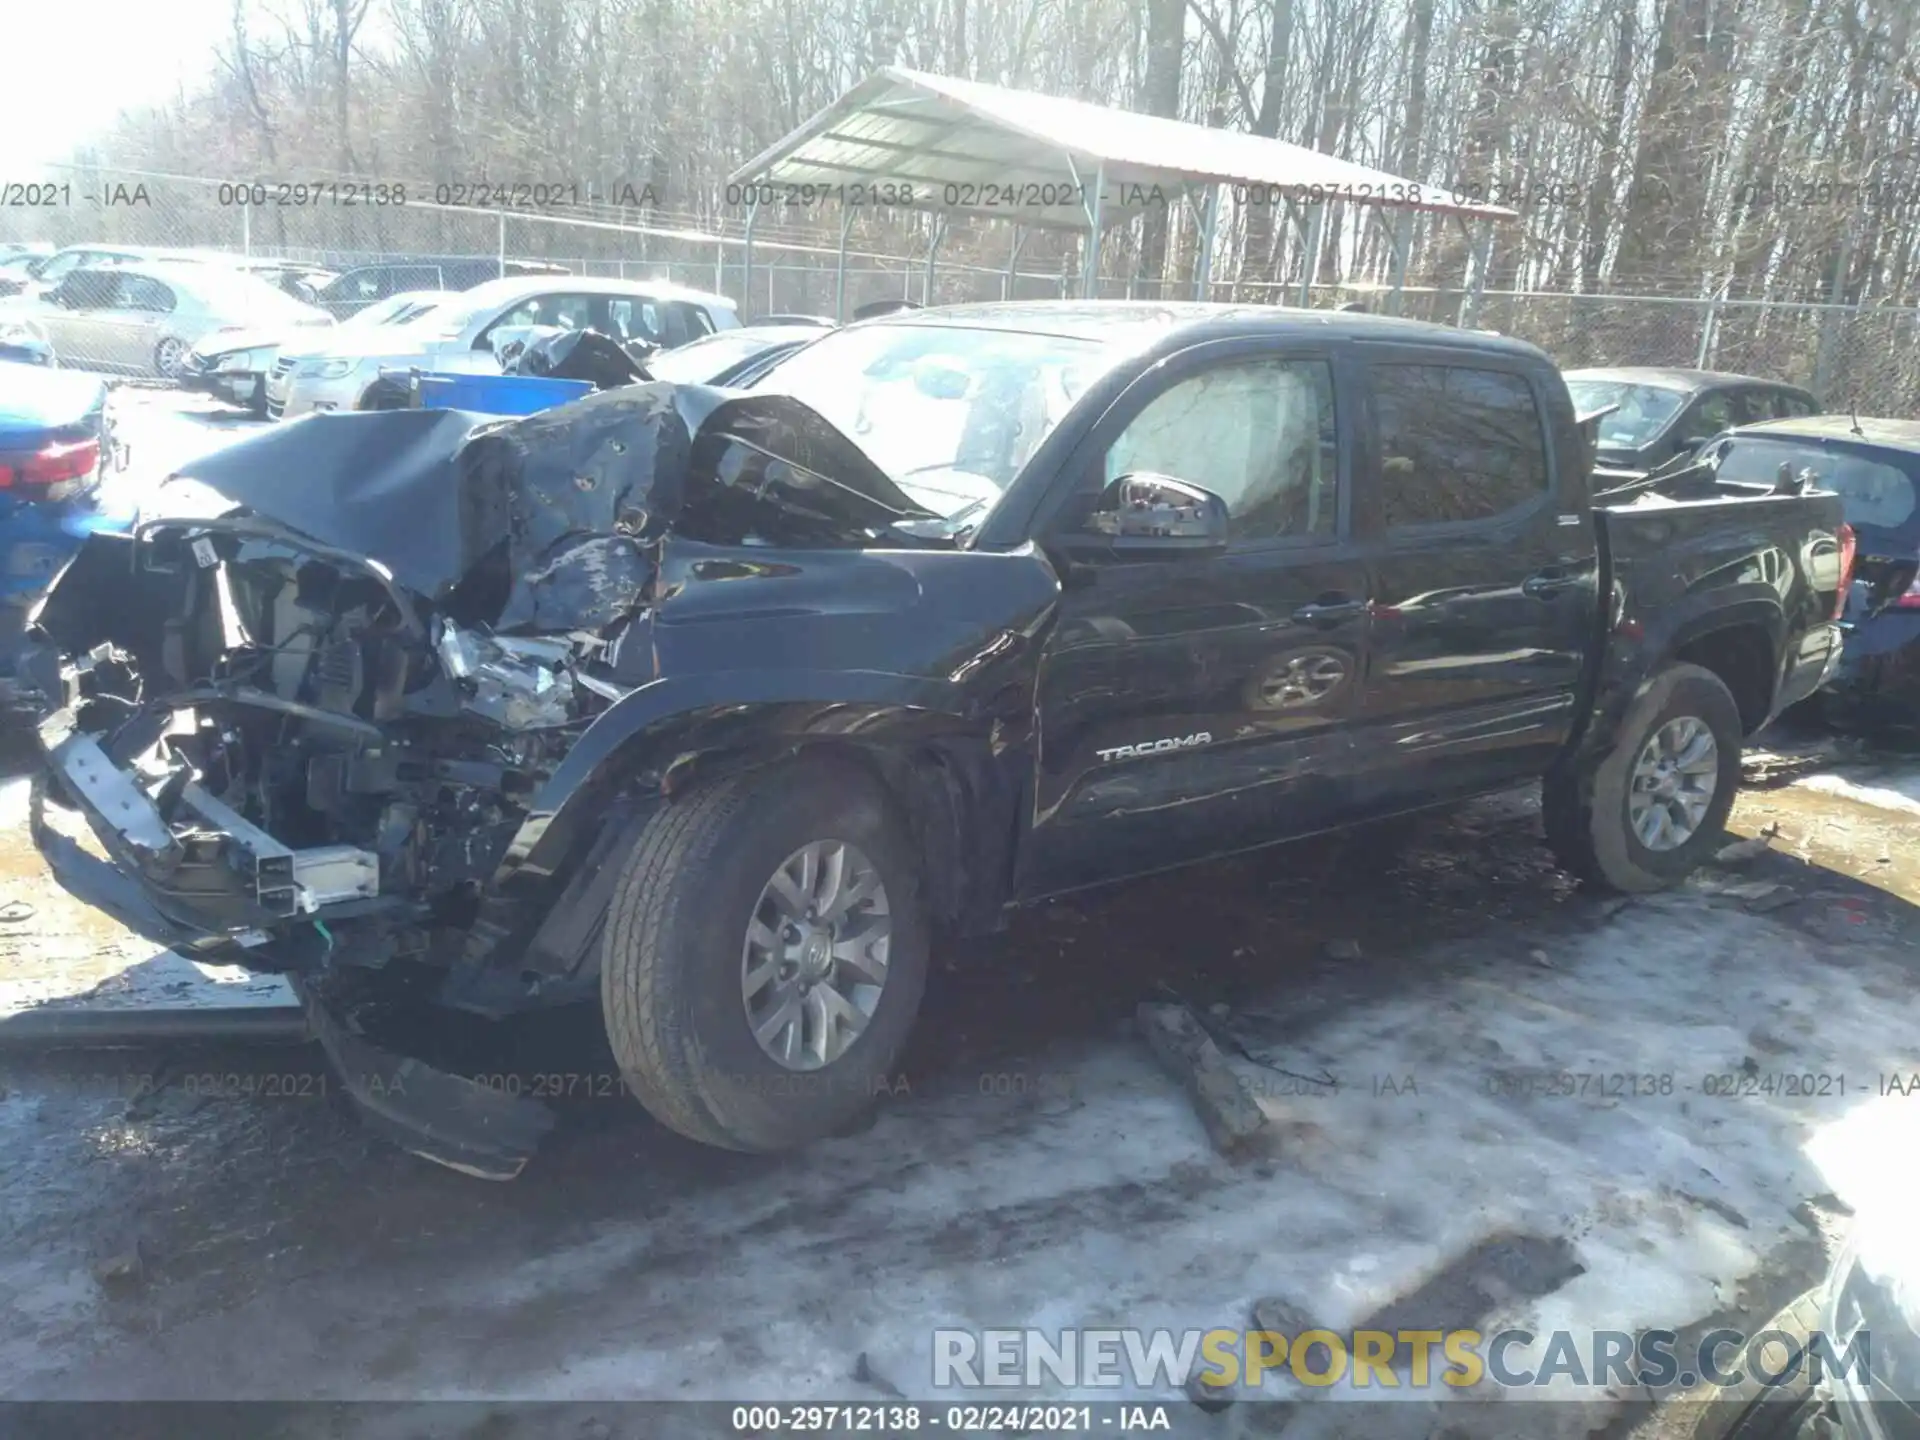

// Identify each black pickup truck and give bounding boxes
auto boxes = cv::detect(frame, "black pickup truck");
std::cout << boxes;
[23,303,1850,1176]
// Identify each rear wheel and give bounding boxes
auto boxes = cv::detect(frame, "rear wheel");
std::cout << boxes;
[1545,662,1744,892]
[599,759,930,1152]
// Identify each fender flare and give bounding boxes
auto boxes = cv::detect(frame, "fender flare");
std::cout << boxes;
[1590,590,1786,760]
[494,667,989,885]
[1644,591,1786,668]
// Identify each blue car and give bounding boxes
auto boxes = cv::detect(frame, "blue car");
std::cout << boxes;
[0,360,128,708]
[1699,416,1920,728]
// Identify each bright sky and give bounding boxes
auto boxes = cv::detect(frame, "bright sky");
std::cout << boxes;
[0,0,232,173]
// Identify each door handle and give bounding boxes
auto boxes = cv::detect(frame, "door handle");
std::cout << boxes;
[1291,596,1369,627]
[1522,570,1582,600]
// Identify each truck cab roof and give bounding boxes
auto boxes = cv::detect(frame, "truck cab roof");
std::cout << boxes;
[864,300,1550,362]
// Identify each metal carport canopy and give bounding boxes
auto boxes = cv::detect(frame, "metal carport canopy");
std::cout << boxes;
[728,67,1520,231]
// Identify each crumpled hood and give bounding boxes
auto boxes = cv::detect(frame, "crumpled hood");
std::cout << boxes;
[152,382,938,632]
[188,325,306,361]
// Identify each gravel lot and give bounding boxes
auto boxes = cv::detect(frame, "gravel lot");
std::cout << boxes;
[1,388,1915,1438]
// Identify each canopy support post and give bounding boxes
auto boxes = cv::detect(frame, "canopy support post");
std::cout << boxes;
[742,198,759,318]
[1192,184,1219,301]
[1068,155,1105,299]
[1456,216,1493,328]
[835,206,854,322]
[1380,207,1412,316]
[1297,202,1326,307]
[1003,224,1030,300]
[924,212,947,305]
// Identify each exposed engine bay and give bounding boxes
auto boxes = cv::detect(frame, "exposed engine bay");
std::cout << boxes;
[28,382,941,990]
[34,515,613,988]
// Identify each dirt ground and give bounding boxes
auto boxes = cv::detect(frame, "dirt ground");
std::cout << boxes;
[1,392,1916,1438]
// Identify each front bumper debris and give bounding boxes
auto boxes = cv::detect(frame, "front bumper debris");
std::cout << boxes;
[178,360,266,407]
[31,736,557,1181]
[38,729,380,941]
[29,770,214,953]
[295,978,555,1180]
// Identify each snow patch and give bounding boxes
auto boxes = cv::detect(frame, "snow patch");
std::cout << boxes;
[1795,769,1920,816]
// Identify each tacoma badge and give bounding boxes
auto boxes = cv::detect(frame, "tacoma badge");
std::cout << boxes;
[1095,732,1213,763]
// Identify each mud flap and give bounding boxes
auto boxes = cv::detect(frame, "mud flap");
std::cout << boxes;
[294,979,556,1181]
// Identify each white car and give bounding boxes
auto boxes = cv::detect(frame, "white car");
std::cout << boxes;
[0,261,333,378]
[217,289,454,419]
[275,276,739,419]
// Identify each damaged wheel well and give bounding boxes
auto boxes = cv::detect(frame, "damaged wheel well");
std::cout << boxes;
[654,737,1011,938]
[1672,623,1776,735]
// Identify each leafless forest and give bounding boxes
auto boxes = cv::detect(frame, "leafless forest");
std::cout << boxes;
[60,0,1913,307]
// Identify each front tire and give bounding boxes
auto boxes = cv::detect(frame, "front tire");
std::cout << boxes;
[1686,1288,1828,1439]
[600,758,930,1152]
[1545,662,1744,892]
[152,336,188,379]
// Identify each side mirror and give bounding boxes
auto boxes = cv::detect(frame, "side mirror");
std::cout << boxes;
[1066,472,1231,559]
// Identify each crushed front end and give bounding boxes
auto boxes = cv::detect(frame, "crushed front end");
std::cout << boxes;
[27,518,599,1176]
[25,384,942,1176]
[23,396,673,1177]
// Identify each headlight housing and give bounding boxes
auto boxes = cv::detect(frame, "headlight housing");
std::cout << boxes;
[214,350,262,374]
[303,357,358,380]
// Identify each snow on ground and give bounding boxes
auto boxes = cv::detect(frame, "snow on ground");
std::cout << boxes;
[1795,769,1920,816]
[9,881,1912,1440]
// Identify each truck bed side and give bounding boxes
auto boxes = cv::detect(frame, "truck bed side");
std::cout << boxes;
[1572,487,1847,766]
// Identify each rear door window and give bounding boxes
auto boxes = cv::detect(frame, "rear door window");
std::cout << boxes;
[116,276,176,313]
[59,270,120,310]
[1678,391,1737,444]
[675,302,716,338]
[1370,363,1550,529]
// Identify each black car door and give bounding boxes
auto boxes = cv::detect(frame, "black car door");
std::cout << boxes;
[1345,346,1599,813]
[1018,337,1370,899]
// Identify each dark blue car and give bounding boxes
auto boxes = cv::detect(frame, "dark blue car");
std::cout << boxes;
[1699,416,1920,727]
[0,360,128,707]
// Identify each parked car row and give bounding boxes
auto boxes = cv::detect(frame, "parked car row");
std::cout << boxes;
[0,261,335,380]
[266,275,742,417]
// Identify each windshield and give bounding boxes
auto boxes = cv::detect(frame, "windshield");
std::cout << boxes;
[1565,380,1688,449]
[750,322,1108,518]
[343,293,446,331]
[185,270,325,325]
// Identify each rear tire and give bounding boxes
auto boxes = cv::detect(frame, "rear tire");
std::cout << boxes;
[600,759,930,1152]
[1545,663,1744,892]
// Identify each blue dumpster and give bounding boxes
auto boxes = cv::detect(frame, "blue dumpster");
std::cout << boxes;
[410,372,594,416]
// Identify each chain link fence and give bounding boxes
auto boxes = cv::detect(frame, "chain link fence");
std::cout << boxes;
[1184,282,1918,414]
[3,165,1915,413]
